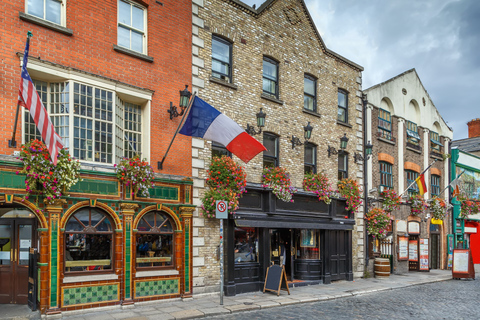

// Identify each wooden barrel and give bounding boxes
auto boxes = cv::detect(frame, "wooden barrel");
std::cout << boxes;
[374,258,390,277]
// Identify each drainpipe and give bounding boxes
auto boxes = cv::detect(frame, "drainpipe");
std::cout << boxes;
[362,94,369,270]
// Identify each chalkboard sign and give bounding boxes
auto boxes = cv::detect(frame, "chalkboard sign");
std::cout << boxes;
[263,264,290,296]
[452,249,475,279]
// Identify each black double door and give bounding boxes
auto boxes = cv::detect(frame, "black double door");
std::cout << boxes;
[327,230,350,281]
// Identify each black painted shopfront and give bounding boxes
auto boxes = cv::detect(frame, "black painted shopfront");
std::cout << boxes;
[223,185,354,296]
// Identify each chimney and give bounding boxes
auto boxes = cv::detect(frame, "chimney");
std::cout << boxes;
[467,118,480,138]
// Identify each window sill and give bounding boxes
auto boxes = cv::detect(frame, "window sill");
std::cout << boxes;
[261,93,284,105]
[19,12,73,36]
[406,146,422,154]
[209,76,238,90]
[113,45,154,63]
[377,137,396,146]
[302,109,321,118]
[136,270,179,278]
[63,273,118,283]
[336,120,352,128]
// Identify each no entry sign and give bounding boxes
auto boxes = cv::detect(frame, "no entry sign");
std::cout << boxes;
[216,200,228,219]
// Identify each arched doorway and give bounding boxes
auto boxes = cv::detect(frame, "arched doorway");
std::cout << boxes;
[0,205,38,304]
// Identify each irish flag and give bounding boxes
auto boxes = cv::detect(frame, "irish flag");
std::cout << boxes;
[415,174,427,196]
[179,96,266,163]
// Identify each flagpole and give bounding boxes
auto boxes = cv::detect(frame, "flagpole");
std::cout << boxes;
[158,92,197,170]
[9,31,33,148]
[399,159,437,197]
[438,169,465,197]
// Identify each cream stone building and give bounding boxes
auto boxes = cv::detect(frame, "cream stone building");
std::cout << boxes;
[190,0,365,295]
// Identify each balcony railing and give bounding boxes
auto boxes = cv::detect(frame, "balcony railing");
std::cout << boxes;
[377,131,396,143]
[406,142,422,152]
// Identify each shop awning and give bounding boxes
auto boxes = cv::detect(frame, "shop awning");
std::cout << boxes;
[406,129,421,140]
[235,219,354,230]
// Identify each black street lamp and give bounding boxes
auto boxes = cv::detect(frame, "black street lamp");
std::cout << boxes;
[167,85,192,120]
[291,122,314,149]
[245,108,266,135]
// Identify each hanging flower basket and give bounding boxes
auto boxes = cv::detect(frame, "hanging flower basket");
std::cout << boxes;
[201,156,247,218]
[380,189,401,213]
[262,166,296,203]
[365,207,392,239]
[430,196,447,220]
[409,194,428,216]
[337,178,362,212]
[16,139,81,204]
[303,171,333,204]
[458,194,480,219]
[115,155,155,198]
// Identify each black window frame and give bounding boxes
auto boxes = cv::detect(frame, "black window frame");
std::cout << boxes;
[337,89,348,123]
[338,151,348,180]
[304,74,317,112]
[262,57,279,98]
[263,132,279,167]
[379,161,393,190]
[212,142,232,158]
[211,35,233,83]
[304,142,317,174]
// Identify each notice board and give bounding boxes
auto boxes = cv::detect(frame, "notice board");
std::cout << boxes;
[398,236,409,260]
[263,264,290,296]
[419,239,429,271]
[452,249,475,279]
[409,240,418,262]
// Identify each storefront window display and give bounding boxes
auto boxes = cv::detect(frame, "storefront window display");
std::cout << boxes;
[64,208,114,273]
[234,227,258,263]
[136,211,174,269]
[296,229,320,260]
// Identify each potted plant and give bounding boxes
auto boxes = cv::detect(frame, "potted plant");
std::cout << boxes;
[380,189,401,213]
[115,155,155,198]
[201,156,247,218]
[262,166,296,202]
[303,171,333,204]
[365,207,392,239]
[409,194,428,216]
[430,196,447,220]
[337,178,362,212]
[17,139,81,204]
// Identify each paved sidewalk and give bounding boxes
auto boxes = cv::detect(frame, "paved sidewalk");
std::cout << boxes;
[0,270,456,320]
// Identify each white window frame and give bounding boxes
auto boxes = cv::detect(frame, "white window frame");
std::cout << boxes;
[117,0,148,54]
[21,58,152,165]
[25,0,67,27]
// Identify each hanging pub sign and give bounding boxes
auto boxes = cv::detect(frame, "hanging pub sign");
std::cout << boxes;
[419,238,429,271]
[398,236,409,260]
[452,249,476,279]
[408,221,420,235]
[409,240,418,261]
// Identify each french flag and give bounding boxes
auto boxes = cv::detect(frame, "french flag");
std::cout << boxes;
[179,97,266,163]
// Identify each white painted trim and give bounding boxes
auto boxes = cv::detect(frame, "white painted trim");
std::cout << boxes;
[63,273,119,283]
[135,270,180,278]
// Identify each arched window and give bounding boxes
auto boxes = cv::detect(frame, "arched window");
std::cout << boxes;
[64,208,114,273]
[136,211,175,269]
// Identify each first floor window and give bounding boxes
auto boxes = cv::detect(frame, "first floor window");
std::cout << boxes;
[136,211,174,269]
[263,133,279,167]
[234,227,258,263]
[24,76,147,165]
[27,0,63,25]
[212,142,231,158]
[406,170,419,196]
[431,174,440,196]
[338,152,348,180]
[304,143,316,174]
[263,57,279,98]
[64,208,114,273]
[337,89,348,123]
[118,0,147,53]
[212,36,232,83]
[380,162,393,189]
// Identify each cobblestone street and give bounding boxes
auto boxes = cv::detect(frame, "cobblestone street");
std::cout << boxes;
[211,278,479,320]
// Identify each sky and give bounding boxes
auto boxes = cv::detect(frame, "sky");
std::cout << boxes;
[241,0,480,140]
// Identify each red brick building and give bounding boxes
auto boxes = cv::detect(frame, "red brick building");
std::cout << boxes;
[0,0,193,314]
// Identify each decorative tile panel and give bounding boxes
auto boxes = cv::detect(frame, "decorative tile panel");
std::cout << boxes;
[0,170,27,189]
[69,178,119,195]
[62,284,119,306]
[134,279,179,298]
[147,185,179,200]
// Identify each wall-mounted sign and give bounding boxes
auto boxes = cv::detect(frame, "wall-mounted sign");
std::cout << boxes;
[398,236,409,260]
[408,221,420,235]
[419,239,429,271]
[409,240,418,261]
[396,220,407,233]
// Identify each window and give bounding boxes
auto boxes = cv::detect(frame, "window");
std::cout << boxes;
[431,174,440,196]
[380,162,393,190]
[136,211,174,269]
[212,142,231,158]
[263,57,279,98]
[406,121,420,145]
[24,75,148,164]
[263,133,279,167]
[234,227,258,263]
[304,75,316,112]
[338,152,348,180]
[430,131,442,153]
[118,0,147,54]
[212,36,232,83]
[64,208,114,273]
[337,90,348,123]
[378,109,392,140]
[406,170,419,196]
[304,143,316,174]
[26,0,63,25]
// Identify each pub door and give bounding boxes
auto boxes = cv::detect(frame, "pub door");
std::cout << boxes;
[0,215,37,304]
[430,234,440,269]
[328,230,348,281]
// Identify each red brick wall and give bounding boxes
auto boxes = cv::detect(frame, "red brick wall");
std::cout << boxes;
[0,0,192,176]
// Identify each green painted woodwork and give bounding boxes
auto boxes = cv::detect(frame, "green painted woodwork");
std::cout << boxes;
[125,223,131,300]
[148,186,179,200]
[50,219,58,307]
[62,284,119,306]
[134,279,179,298]
[185,223,190,293]
[69,178,118,195]
[0,171,27,189]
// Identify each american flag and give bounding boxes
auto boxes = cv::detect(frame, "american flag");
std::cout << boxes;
[18,37,64,165]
